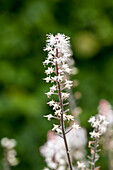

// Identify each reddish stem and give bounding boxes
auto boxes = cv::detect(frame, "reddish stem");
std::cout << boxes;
[55,49,73,170]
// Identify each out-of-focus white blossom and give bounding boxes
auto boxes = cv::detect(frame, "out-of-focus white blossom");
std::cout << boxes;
[1,137,19,167]
[43,168,50,170]
[1,137,16,149]
[40,128,87,170]
[72,123,80,130]
[77,161,86,169]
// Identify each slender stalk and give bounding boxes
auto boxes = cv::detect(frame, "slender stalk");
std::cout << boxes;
[91,137,98,170]
[55,49,73,170]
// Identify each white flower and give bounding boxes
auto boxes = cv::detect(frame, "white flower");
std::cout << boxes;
[57,166,65,170]
[99,115,105,121]
[43,59,51,66]
[65,80,73,89]
[45,67,54,75]
[65,67,71,74]
[52,124,59,131]
[43,168,50,170]
[62,64,68,69]
[47,100,55,106]
[77,161,86,169]
[89,131,100,138]
[92,119,100,128]
[50,85,57,92]
[56,128,62,134]
[52,103,59,110]
[51,76,57,82]
[43,76,51,83]
[88,116,95,123]
[102,120,109,126]
[99,125,107,133]
[45,91,53,98]
[44,114,53,121]
[72,123,80,130]
[55,109,61,115]
[66,115,74,121]
[57,75,64,82]
[62,93,70,100]
[47,162,57,169]
[46,34,56,46]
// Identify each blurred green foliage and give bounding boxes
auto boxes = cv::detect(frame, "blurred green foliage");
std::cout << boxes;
[0,0,113,169]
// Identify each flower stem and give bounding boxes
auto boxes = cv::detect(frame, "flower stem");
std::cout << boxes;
[55,49,73,170]
[91,137,98,170]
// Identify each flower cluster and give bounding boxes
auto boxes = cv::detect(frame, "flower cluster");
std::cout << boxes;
[88,115,109,170]
[1,137,19,167]
[88,115,108,138]
[40,128,87,170]
[43,34,79,132]
[43,33,79,170]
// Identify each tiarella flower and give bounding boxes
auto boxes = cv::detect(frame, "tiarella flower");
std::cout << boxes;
[44,114,53,121]
[43,33,76,170]
[45,67,54,75]
[92,119,101,128]
[56,128,62,134]
[65,80,73,89]
[88,114,109,170]
[51,76,57,82]
[57,166,65,170]
[52,103,59,110]
[72,123,80,130]
[77,161,86,169]
[43,168,50,170]
[65,67,72,74]
[47,100,55,107]
[55,109,61,115]
[66,115,74,121]
[43,59,51,66]
[50,85,57,92]
[57,75,64,82]
[43,76,51,83]
[62,64,68,70]
[52,124,59,131]
[45,91,53,98]
[89,131,100,138]
[62,93,70,100]
[88,116,95,124]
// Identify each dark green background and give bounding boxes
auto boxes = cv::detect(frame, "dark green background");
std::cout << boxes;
[0,0,113,169]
